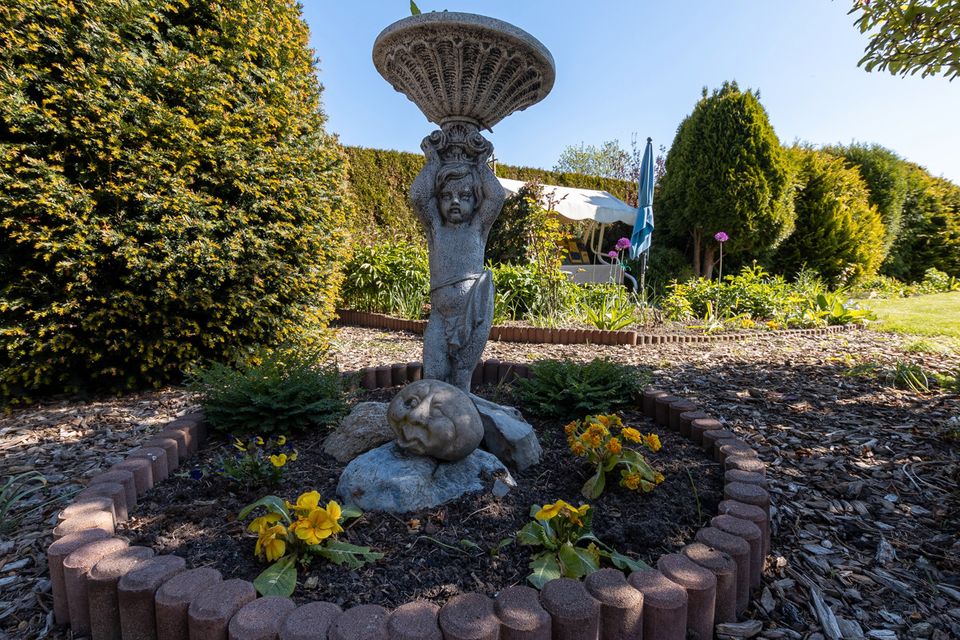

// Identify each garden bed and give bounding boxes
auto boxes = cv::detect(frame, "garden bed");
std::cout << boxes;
[117,386,722,609]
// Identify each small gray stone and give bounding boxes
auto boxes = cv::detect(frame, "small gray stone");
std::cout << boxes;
[336,442,511,513]
[323,403,392,463]
[491,479,512,497]
[471,395,542,471]
[716,620,763,638]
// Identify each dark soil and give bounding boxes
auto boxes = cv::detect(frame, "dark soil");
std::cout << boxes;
[118,386,722,609]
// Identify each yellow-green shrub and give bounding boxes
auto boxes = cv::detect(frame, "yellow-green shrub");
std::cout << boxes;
[0,0,352,401]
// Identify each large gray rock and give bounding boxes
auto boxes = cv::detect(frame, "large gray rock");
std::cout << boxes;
[336,442,511,514]
[323,402,392,463]
[471,395,542,471]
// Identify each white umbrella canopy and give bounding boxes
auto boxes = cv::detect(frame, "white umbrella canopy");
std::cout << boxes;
[497,178,637,226]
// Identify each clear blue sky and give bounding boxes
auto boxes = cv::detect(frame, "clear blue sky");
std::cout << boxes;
[303,1,960,183]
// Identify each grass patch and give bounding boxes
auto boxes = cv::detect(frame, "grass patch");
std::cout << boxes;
[861,291,960,338]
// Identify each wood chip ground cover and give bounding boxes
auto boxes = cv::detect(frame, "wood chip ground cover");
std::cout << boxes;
[0,327,957,639]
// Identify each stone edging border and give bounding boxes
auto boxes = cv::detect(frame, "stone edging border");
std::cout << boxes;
[47,369,772,640]
[335,307,855,345]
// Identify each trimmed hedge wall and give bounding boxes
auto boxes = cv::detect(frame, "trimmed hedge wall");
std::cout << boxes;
[344,146,636,243]
[0,0,352,401]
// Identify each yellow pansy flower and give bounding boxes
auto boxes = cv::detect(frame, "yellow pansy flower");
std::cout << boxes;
[233,438,246,451]
[563,422,576,436]
[622,427,642,443]
[255,523,287,561]
[623,473,641,490]
[255,436,265,446]
[277,435,287,446]
[288,450,298,462]
[287,490,321,517]
[294,501,344,545]
[247,512,282,534]
[535,499,575,521]
[654,472,665,484]
[571,441,586,456]
[269,453,287,467]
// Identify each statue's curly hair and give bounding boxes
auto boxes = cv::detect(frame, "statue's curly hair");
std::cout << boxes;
[434,162,483,204]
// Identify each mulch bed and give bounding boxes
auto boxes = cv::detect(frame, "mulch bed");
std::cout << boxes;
[2,328,957,638]
[118,386,721,609]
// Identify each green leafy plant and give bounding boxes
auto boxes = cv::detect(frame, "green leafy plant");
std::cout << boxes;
[564,414,664,498]
[340,243,429,319]
[187,346,347,437]
[810,292,875,326]
[517,500,648,589]
[932,369,959,393]
[0,472,48,533]
[241,490,381,597]
[581,287,637,331]
[886,360,930,393]
[515,359,647,418]
[216,435,297,489]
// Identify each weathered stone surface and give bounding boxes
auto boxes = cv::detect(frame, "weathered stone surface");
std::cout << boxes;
[471,394,542,471]
[280,602,342,640]
[88,546,155,640]
[118,555,187,640]
[155,567,223,640]
[540,577,600,639]
[494,586,551,640]
[323,402,393,463]
[336,442,510,513]
[438,593,498,640]
[373,12,555,133]
[228,596,296,640]
[329,604,389,640]
[47,529,112,625]
[584,568,643,640]
[62,537,129,635]
[187,578,256,640]
[388,380,484,461]
[387,601,441,640]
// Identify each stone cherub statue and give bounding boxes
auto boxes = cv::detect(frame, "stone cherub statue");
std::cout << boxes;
[409,123,506,392]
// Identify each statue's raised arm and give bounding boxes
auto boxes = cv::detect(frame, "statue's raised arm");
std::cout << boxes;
[409,132,443,233]
[475,161,506,234]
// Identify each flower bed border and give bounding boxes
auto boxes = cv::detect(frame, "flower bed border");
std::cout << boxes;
[335,307,855,345]
[48,367,773,640]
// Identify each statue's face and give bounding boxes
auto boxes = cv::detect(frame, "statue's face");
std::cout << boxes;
[387,379,484,461]
[438,176,476,224]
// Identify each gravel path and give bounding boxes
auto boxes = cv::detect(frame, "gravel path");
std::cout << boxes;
[1,327,957,639]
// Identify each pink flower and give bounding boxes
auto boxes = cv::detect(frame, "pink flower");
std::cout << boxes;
[615,237,631,251]
[714,231,729,243]
[607,250,618,259]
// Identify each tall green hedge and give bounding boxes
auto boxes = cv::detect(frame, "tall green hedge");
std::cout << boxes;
[0,0,352,401]
[772,148,886,285]
[343,146,635,244]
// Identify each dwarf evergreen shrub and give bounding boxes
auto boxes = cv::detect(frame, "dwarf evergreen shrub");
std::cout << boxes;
[0,0,352,401]
[515,359,648,418]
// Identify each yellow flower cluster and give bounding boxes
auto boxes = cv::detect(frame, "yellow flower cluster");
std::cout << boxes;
[622,470,665,492]
[247,491,343,561]
[565,415,659,459]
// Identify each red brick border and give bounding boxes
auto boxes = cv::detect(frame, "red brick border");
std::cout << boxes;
[334,307,856,346]
[48,371,772,639]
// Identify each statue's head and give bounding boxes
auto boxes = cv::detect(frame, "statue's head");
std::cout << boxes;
[387,379,484,461]
[435,162,482,225]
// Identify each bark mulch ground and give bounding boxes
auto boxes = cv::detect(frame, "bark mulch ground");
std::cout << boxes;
[0,327,957,639]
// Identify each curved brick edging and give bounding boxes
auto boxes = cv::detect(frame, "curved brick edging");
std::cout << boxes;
[48,369,772,639]
[335,307,856,346]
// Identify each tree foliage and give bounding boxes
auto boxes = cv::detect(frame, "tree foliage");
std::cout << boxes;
[851,0,960,80]
[0,0,352,401]
[657,82,794,277]
[823,143,908,257]
[883,163,960,279]
[773,148,886,285]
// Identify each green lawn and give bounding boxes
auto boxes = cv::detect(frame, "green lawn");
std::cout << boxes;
[860,291,960,338]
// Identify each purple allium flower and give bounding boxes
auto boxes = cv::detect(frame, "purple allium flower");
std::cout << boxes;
[714,231,729,243]
[615,237,631,251]
[607,250,618,259]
